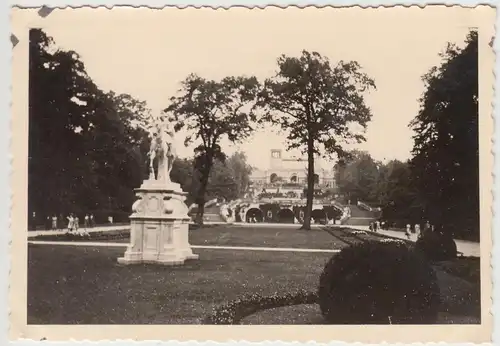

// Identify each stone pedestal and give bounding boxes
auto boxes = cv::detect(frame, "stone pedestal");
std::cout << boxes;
[118,178,199,266]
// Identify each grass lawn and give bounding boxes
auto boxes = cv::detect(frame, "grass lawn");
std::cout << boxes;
[30,225,371,250]
[28,245,332,324]
[27,225,482,324]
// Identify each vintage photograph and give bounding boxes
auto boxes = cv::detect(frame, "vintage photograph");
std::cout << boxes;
[10,5,494,343]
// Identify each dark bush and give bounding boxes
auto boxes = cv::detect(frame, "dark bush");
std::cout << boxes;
[318,241,440,324]
[415,231,457,261]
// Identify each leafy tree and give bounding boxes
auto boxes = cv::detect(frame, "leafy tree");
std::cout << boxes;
[258,50,376,229]
[336,150,380,204]
[225,151,253,198]
[409,31,478,239]
[206,159,238,201]
[164,74,261,224]
[379,160,422,225]
[28,29,150,224]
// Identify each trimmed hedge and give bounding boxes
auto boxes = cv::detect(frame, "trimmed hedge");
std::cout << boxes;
[318,241,440,324]
[415,231,458,261]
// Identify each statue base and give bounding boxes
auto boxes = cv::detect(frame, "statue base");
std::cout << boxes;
[117,178,199,266]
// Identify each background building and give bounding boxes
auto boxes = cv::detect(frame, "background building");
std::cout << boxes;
[249,149,336,197]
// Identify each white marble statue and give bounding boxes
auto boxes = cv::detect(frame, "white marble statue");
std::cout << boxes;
[148,121,177,183]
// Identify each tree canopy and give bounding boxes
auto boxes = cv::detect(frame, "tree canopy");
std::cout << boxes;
[409,30,478,237]
[28,29,150,224]
[169,152,253,206]
[258,50,376,229]
[164,75,260,223]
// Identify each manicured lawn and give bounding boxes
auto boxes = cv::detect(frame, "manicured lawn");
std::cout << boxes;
[29,225,353,250]
[190,225,347,249]
[28,244,333,324]
[27,225,482,325]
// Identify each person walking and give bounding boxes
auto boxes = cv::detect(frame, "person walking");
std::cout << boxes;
[414,223,421,240]
[51,215,58,231]
[74,215,80,235]
[422,220,431,238]
[90,214,95,228]
[81,215,90,236]
[405,224,411,240]
[66,214,74,234]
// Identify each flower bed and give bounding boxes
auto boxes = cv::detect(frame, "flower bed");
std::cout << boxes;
[204,290,318,325]
[28,229,130,242]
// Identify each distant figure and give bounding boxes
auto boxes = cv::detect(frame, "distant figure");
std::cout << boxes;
[67,214,75,233]
[108,216,113,224]
[90,214,95,227]
[414,223,421,238]
[423,220,431,237]
[405,224,411,239]
[84,214,90,229]
[375,220,381,231]
[74,216,80,233]
[46,216,51,230]
[51,215,58,230]
[31,212,36,230]
[80,216,90,236]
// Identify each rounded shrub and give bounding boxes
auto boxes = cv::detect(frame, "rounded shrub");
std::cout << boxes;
[318,241,440,324]
[415,231,457,261]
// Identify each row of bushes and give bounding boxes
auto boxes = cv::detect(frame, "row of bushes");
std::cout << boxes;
[206,230,458,325]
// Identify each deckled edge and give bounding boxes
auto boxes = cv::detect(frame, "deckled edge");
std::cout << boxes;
[7,2,500,9]
[6,4,498,346]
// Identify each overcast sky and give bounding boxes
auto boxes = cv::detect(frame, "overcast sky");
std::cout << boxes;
[37,6,473,170]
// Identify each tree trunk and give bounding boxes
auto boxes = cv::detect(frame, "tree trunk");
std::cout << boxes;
[195,174,209,225]
[195,155,213,225]
[300,136,315,230]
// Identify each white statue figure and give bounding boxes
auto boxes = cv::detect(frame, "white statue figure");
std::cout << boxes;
[148,129,159,179]
[158,122,176,182]
[148,121,177,184]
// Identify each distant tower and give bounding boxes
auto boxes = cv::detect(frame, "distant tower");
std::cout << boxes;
[270,149,282,169]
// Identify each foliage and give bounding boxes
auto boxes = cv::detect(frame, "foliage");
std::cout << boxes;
[225,152,253,198]
[258,50,376,230]
[165,74,260,224]
[409,31,479,239]
[169,152,252,206]
[204,290,318,325]
[335,150,380,204]
[318,241,440,324]
[28,29,150,223]
[415,231,458,261]
[379,160,423,224]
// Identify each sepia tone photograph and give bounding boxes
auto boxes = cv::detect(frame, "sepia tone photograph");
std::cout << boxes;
[9,5,494,343]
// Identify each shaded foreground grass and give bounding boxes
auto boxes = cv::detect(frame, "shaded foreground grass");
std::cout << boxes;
[28,245,332,324]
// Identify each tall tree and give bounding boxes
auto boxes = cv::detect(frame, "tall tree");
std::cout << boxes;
[409,31,478,238]
[28,29,150,223]
[336,150,380,204]
[379,160,421,224]
[259,50,376,229]
[29,28,103,217]
[225,151,253,198]
[164,74,260,224]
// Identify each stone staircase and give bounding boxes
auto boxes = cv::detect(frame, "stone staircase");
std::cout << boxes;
[188,205,225,223]
[344,205,380,226]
